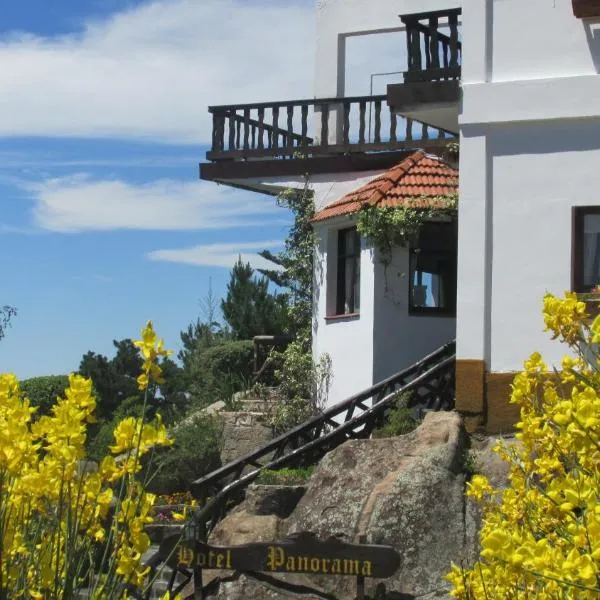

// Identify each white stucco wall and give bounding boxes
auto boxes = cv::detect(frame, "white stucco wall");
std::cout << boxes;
[313,219,375,407]
[488,120,600,372]
[372,245,456,383]
[458,0,600,372]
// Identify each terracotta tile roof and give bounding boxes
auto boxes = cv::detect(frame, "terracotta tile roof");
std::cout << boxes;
[312,150,458,223]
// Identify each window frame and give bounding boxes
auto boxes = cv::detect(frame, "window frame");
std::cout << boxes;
[333,227,361,317]
[572,206,600,293]
[408,222,457,317]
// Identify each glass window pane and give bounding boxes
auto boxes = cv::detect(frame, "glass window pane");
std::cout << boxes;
[583,214,600,288]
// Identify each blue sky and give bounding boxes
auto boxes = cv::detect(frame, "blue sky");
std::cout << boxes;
[0,0,403,379]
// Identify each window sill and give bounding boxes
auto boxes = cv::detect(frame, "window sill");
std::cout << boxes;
[325,312,360,322]
[409,307,456,318]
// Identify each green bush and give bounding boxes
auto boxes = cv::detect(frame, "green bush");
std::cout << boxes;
[86,420,116,462]
[373,396,418,438]
[147,413,224,494]
[20,375,70,417]
[200,340,254,383]
[256,467,314,486]
[187,340,255,408]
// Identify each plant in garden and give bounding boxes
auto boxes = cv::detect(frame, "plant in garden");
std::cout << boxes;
[0,321,177,599]
[446,291,600,598]
[268,340,332,434]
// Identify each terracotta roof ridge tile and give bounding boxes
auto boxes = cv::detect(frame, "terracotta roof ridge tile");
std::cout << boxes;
[312,150,457,223]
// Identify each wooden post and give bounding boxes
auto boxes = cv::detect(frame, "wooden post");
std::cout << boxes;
[356,534,366,600]
[356,574,365,600]
[194,567,204,600]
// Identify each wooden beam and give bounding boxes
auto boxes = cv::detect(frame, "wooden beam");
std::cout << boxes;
[573,0,600,18]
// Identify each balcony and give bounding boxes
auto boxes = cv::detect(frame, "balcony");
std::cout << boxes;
[200,8,460,185]
[201,95,456,183]
[388,8,462,133]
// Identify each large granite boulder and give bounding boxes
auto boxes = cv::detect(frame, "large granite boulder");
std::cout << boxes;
[283,411,469,599]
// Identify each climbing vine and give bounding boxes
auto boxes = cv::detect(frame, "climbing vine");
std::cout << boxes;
[355,193,458,264]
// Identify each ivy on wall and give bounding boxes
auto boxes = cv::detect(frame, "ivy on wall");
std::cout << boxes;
[355,193,458,264]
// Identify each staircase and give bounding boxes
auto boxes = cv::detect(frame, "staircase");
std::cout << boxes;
[142,341,456,598]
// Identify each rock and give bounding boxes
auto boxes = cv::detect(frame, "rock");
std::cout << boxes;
[204,573,331,599]
[220,411,273,466]
[280,412,468,599]
[210,510,282,547]
[202,400,227,415]
[243,484,307,518]
[205,510,284,586]
[471,434,518,489]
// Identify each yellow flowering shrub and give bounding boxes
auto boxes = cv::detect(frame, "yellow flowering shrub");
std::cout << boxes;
[447,292,600,598]
[0,322,177,599]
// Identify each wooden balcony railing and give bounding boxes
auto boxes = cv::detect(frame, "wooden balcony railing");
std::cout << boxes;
[401,8,461,84]
[207,95,455,162]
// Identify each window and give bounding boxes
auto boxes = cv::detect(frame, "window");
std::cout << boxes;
[573,207,600,292]
[336,228,361,315]
[409,222,457,315]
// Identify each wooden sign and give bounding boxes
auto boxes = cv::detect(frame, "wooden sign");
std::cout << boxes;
[156,532,400,579]
[573,0,600,18]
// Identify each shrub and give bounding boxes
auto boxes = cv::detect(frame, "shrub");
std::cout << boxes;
[200,339,254,383]
[256,467,314,486]
[447,292,600,598]
[148,413,224,494]
[187,340,255,408]
[372,396,418,438]
[19,374,70,417]
[268,341,332,434]
[0,322,177,598]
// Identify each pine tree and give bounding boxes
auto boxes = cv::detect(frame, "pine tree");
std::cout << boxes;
[221,257,287,340]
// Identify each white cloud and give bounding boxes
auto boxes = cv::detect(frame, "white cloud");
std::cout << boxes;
[25,174,283,232]
[147,240,283,270]
[0,0,314,144]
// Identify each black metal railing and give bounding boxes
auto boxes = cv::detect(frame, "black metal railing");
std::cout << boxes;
[192,341,455,531]
[401,8,462,84]
[207,95,455,162]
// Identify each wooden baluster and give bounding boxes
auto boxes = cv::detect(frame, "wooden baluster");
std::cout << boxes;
[235,118,241,150]
[429,16,440,71]
[438,127,445,140]
[320,103,329,146]
[449,12,459,68]
[251,123,256,148]
[343,101,350,146]
[424,32,431,70]
[228,113,235,150]
[422,123,429,140]
[406,117,413,141]
[411,25,422,71]
[212,112,225,152]
[272,106,279,149]
[358,100,366,145]
[287,105,294,148]
[257,107,265,149]
[243,108,250,150]
[405,20,417,71]
[301,104,309,146]
[443,40,449,72]
[373,99,381,144]
[390,110,397,143]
